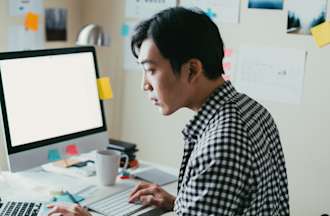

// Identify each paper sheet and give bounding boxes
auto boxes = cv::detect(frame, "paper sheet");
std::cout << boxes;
[9,0,43,16]
[7,25,44,51]
[179,0,241,24]
[235,46,306,104]
[125,0,176,19]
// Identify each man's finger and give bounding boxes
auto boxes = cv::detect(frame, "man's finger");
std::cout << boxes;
[129,187,157,203]
[129,182,150,198]
[48,206,65,215]
[140,195,162,207]
[47,205,72,215]
[48,213,63,216]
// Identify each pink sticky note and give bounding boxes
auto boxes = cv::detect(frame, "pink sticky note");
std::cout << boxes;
[222,74,231,81]
[224,49,233,57]
[223,62,231,71]
[65,144,79,156]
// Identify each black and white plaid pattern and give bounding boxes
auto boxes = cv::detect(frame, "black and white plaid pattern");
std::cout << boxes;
[174,81,289,215]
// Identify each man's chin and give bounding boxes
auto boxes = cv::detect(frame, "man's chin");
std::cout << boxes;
[158,106,175,116]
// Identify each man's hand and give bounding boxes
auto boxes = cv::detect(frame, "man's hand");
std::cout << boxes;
[47,203,91,216]
[129,182,176,210]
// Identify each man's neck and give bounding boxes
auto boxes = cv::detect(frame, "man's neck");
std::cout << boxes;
[188,77,225,112]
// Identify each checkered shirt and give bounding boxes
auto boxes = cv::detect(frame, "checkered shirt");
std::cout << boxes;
[174,81,289,215]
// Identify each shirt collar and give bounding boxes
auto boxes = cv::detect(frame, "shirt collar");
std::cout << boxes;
[182,81,237,141]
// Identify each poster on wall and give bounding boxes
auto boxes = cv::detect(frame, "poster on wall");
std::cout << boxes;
[179,0,241,24]
[248,0,283,10]
[235,46,306,104]
[45,8,67,41]
[287,0,328,35]
[125,0,176,19]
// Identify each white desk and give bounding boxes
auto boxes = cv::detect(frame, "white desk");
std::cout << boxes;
[0,161,177,216]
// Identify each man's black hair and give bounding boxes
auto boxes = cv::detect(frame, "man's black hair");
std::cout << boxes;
[131,7,225,80]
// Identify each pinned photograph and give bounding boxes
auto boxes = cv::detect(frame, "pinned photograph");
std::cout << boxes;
[45,8,67,41]
[287,0,327,35]
[248,0,284,10]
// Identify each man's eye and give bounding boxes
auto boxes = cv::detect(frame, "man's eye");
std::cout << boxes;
[146,69,155,74]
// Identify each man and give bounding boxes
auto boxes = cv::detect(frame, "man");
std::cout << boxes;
[48,7,289,216]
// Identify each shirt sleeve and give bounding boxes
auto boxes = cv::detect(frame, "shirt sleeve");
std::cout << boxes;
[174,127,253,216]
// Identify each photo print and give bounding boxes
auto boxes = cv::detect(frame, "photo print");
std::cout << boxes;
[287,0,328,35]
[45,8,67,41]
[248,0,284,10]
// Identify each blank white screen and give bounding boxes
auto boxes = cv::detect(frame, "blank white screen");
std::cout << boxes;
[0,52,103,147]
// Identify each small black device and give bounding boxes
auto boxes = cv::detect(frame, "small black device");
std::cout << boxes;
[108,139,138,167]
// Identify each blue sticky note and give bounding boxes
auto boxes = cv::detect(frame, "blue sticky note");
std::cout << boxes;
[121,24,129,37]
[51,194,84,204]
[48,149,61,162]
[206,8,216,19]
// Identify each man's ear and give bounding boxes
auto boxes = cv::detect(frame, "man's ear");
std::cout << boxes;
[187,59,203,83]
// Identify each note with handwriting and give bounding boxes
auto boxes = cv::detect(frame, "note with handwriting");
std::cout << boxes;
[236,46,306,104]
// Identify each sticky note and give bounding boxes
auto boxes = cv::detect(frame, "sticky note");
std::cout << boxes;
[206,8,216,19]
[222,74,231,81]
[121,24,129,37]
[48,149,61,162]
[65,144,79,156]
[51,193,84,204]
[24,12,39,31]
[97,77,113,100]
[223,62,231,71]
[224,49,233,57]
[311,21,330,48]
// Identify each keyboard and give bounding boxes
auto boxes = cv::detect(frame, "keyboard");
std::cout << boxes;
[86,189,146,216]
[0,199,43,216]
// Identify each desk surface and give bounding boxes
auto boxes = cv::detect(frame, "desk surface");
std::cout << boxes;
[0,160,177,216]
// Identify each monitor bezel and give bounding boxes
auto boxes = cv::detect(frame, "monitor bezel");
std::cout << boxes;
[0,46,107,154]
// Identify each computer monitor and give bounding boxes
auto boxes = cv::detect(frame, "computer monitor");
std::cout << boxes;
[0,46,108,172]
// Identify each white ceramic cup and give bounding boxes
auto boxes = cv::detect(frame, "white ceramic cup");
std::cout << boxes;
[95,150,121,186]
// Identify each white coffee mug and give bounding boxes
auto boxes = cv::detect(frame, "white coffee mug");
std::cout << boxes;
[95,150,121,186]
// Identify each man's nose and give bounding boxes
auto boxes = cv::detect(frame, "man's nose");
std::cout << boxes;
[141,73,152,91]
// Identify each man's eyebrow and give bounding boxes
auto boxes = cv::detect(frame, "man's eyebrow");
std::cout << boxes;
[138,59,157,65]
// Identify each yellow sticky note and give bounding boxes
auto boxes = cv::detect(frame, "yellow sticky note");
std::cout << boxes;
[97,77,113,100]
[311,21,330,48]
[25,12,39,31]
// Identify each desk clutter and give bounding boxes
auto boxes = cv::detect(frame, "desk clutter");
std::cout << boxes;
[108,138,139,169]
[42,159,96,177]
